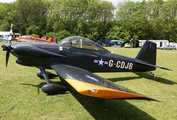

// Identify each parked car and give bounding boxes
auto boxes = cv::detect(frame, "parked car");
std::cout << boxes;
[160,45,176,50]
[124,43,131,48]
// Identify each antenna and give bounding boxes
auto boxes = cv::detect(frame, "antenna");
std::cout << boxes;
[111,47,118,53]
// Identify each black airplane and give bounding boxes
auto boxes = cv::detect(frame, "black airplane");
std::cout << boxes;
[2,33,171,101]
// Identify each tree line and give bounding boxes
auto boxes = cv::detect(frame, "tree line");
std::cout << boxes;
[0,0,177,43]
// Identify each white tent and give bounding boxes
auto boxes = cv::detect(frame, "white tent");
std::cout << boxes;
[0,32,10,36]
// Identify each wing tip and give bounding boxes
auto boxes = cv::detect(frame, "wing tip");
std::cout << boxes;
[160,67,172,71]
[115,97,160,102]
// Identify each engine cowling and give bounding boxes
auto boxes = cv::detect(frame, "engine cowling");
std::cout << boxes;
[16,59,33,66]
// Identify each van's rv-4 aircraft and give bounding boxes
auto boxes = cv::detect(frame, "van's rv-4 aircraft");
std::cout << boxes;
[2,25,171,101]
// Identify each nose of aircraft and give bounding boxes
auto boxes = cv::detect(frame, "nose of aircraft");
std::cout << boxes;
[2,43,12,51]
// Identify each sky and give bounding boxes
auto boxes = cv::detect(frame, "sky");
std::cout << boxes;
[107,0,143,6]
[0,0,15,3]
[0,0,143,6]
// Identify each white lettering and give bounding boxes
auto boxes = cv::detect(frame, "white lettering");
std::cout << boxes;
[121,61,125,68]
[116,61,121,68]
[129,63,133,70]
[108,60,133,70]
[109,60,114,67]
[125,62,129,69]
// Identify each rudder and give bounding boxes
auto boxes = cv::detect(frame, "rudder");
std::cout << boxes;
[48,36,57,43]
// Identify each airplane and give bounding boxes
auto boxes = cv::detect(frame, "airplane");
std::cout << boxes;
[16,35,57,43]
[1,27,171,101]
[0,37,7,41]
[0,24,13,41]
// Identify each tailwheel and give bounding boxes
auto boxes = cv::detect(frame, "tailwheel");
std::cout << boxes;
[150,72,156,77]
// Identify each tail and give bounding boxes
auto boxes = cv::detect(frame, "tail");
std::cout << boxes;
[136,41,156,65]
[48,36,57,43]
[135,41,171,71]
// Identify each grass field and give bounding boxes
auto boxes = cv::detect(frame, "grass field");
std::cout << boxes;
[0,41,177,120]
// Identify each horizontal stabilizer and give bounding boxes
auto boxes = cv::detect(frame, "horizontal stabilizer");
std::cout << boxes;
[157,66,172,71]
[135,59,172,71]
[51,64,158,101]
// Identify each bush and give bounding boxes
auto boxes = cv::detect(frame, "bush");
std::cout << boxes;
[46,30,72,42]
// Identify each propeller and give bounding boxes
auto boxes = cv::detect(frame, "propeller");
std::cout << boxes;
[1,23,13,67]
[6,51,10,67]
[2,42,12,67]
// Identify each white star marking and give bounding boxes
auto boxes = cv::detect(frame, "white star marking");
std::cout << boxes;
[98,59,104,66]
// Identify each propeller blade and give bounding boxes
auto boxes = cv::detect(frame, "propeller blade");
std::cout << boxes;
[2,23,13,67]
[6,51,10,67]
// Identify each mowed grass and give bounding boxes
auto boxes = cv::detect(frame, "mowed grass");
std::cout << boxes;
[0,41,177,120]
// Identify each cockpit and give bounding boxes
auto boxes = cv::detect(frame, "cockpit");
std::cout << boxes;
[59,36,108,51]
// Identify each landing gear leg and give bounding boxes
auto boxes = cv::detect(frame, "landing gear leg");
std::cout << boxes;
[38,66,69,95]
[39,66,51,84]
[37,71,58,79]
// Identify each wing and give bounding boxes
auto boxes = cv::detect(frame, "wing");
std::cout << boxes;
[51,64,157,101]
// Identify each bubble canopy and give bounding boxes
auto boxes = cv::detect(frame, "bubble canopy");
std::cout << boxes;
[59,36,108,51]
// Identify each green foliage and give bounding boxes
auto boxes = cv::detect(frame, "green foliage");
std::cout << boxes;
[1,0,177,42]
[26,25,40,35]
[46,30,72,41]
[0,3,7,23]
[8,0,48,35]
[106,26,130,42]
[116,0,177,41]
[0,21,9,31]
[47,0,115,41]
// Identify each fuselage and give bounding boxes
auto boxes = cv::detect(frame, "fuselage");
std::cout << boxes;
[9,41,150,73]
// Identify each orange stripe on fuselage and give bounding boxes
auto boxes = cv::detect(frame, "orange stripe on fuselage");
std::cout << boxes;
[65,79,144,99]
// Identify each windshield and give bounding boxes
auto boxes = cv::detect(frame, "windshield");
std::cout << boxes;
[59,36,108,51]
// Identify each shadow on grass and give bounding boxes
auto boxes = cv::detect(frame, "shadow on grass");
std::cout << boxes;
[20,82,45,95]
[21,77,155,119]
[108,72,176,85]
[72,95,155,120]
[134,72,176,85]
[59,77,156,120]
[20,81,69,95]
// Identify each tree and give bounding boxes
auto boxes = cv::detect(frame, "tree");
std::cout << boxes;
[0,3,12,31]
[106,26,130,42]
[10,0,48,35]
[26,25,40,35]
[46,30,71,41]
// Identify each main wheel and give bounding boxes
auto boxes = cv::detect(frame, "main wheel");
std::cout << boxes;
[42,83,69,95]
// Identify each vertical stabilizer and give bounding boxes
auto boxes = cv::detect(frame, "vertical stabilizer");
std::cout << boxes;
[136,41,156,65]
[48,36,57,43]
